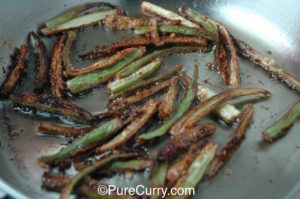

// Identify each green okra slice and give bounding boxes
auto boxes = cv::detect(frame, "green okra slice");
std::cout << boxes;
[38,118,126,167]
[135,24,212,40]
[166,141,217,199]
[108,58,162,93]
[136,64,198,141]
[117,46,202,79]
[66,47,145,94]
[41,2,123,35]
[263,99,300,142]
[60,153,137,199]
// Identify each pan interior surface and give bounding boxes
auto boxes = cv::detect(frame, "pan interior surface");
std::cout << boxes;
[0,0,299,199]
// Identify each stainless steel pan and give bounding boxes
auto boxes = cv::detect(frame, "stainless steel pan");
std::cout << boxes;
[0,0,299,198]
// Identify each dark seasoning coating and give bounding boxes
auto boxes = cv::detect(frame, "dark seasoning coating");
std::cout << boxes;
[0,1,299,199]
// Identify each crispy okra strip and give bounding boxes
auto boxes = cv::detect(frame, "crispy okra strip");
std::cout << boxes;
[171,88,269,135]
[75,157,153,173]
[233,38,300,91]
[43,173,137,199]
[136,65,198,141]
[219,25,240,88]
[117,46,202,79]
[263,99,300,142]
[29,31,50,93]
[79,36,208,59]
[181,7,240,88]
[207,104,254,179]
[50,35,66,98]
[166,143,204,187]
[66,48,137,77]
[157,122,216,161]
[96,99,159,153]
[108,58,162,93]
[158,77,179,120]
[60,153,137,199]
[166,141,217,199]
[38,118,128,167]
[180,7,217,38]
[10,93,93,124]
[141,1,199,28]
[179,72,241,125]
[150,162,168,188]
[42,2,122,30]
[109,159,153,172]
[148,18,162,46]
[135,24,212,40]
[105,15,147,30]
[198,85,241,124]
[214,27,230,85]
[38,122,91,137]
[111,64,183,100]
[62,31,76,74]
[0,44,28,99]
[108,77,175,111]
[66,47,145,94]
[41,2,123,35]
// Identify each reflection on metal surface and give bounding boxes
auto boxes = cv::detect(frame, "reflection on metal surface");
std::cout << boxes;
[222,6,292,51]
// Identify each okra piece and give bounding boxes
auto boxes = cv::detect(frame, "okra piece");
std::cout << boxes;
[66,48,137,77]
[66,47,145,94]
[108,159,153,172]
[197,84,241,125]
[148,18,162,46]
[29,31,50,93]
[233,38,300,92]
[43,173,137,199]
[171,88,269,134]
[10,93,93,124]
[158,77,179,120]
[157,122,216,161]
[80,36,208,59]
[105,15,147,30]
[150,162,168,188]
[108,58,162,93]
[41,2,123,35]
[62,31,76,73]
[183,73,245,114]
[38,118,127,167]
[166,143,204,187]
[60,153,137,199]
[166,141,217,199]
[141,1,199,28]
[97,99,159,153]
[0,44,28,99]
[207,104,254,179]
[108,77,176,111]
[213,27,230,85]
[263,99,300,142]
[180,7,217,38]
[181,7,241,88]
[111,64,182,100]
[43,2,121,30]
[136,64,198,141]
[50,35,65,98]
[117,46,202,79]
[135,24,212,40]
[38,122,91,137]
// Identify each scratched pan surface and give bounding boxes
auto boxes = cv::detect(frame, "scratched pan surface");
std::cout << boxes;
[0,0,300,198]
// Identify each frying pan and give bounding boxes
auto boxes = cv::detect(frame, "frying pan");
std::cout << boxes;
[0,0,299,198]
